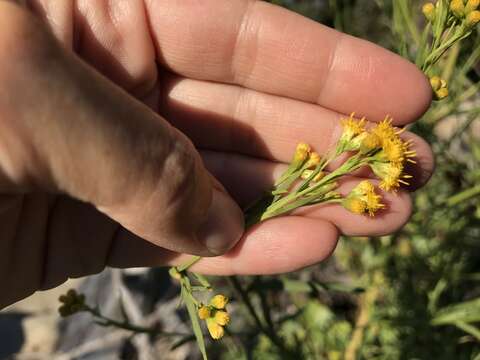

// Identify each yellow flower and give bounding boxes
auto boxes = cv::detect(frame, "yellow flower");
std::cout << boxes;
[364,190,385,216]
[210,294,228,309]
[359,132,382,154]
[301,169,325,182]
[305,152,321,168]
[198,306,211,320]
[199,297,230,340]
[370,162,412,192]
[466,10,480,26]
[206,318,225,340]
[450,0,465,18]
[466,0,480,13]
[342,197,367,215]
[342,180,385,216]
[340,113,366,144]
[422,3,436,22]
[430,77,449,100]
[293,143,310,164]
[430,76,442,91]
[214,311,230,326]
[435,86,449,100]
[356,180,375,194]
[371,116,400,143]
[381,137,417,164]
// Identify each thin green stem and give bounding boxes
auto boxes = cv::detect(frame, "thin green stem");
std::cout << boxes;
[446,184,480,207]
[398,0,420,46]
[177,256,202,272]
[87,306,189,337]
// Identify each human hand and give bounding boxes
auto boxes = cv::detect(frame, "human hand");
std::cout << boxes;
[0,0,433,308]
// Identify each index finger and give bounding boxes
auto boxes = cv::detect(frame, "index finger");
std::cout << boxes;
[146,0,432,124]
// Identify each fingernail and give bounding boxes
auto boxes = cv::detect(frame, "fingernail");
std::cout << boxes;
[197,189,244,255]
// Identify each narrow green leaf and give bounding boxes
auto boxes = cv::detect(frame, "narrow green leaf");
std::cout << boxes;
[432,298,480,325]
[455,321,480,341]
[182,286,208,360]
[193,273,211,289]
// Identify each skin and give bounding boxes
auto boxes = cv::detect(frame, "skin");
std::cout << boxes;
[0,0,434,308]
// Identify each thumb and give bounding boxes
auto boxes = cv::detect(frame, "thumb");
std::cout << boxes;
[0,3,244,256]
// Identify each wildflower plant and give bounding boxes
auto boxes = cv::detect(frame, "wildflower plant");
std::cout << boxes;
[57,1,480,359]
[165,113,417,357]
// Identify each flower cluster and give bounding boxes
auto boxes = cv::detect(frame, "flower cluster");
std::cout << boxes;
[198,294,230,340]
[58,289,87,317]
[364,117,416,192]
[255,114,416,220]
[420,0,480,99]
[423,0,480,27]
[430,76,449,100]
[338,115,415,194]
[450,0,480,25]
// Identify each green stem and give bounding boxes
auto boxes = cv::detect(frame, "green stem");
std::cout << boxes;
[446,184,480,206]
[87,306,188,337]
[177,256,202,272]
[398,0,420,46]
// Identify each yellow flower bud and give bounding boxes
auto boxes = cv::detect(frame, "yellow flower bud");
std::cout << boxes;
[293,143,310,164]
[206,318,225,340]
[57,289,86,317]
[466,9,480,26]
[422,3,436,22]
[342,197,367,215]
[305,152,321,168]
[450,0,466,18]
[435,87,449,100]
[466,0,480,13]
[214,310,230,326]
[360,133,382,154]
[198,306,211,320]
[210,294,228,309]
[430,76,442,91]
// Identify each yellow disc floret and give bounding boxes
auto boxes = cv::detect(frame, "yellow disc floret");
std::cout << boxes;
[360,132,382,154]
[370,162,410,192]
[342,180,385,216]
[293,143,311,164]
[198,306,211,320]
[466,10,480,27]
[422,3,436,22]
[340,113,366,144]
[214,311,230,326]
[305,152,321,168]
[371,116,400,143]
[381,137,416,164]
[210,294,228,309]
[466,0,480,13]
[206,318,225,340]
[450,0,466,18]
